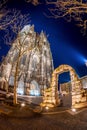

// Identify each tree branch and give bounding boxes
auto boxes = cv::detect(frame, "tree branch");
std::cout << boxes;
[25,0,39,6]
[3,9,30,45]
[46,0,87,35]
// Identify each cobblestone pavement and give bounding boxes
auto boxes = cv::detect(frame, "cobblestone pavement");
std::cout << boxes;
[0,104,87,130]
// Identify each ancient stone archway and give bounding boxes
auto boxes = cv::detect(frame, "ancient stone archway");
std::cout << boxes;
[41,64,82,108]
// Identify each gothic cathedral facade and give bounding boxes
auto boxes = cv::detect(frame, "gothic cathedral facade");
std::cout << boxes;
[0,25,54,96]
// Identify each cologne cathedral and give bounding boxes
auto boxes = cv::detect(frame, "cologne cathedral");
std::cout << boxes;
[0,25,54,96]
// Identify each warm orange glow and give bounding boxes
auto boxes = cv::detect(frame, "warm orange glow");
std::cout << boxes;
[41,64,82,108]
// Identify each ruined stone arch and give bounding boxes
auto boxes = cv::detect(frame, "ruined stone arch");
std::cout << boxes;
[51,64,81,93]
[41,64,82,108]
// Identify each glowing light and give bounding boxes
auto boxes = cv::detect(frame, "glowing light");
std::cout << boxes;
[45,106,49,110]
[17,89,24,95]
[21,102,25,107]
[72,108,76,112]
[17,81,24,95]
[30,90,40,96]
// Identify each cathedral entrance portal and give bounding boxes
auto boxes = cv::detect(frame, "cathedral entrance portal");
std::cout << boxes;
[41,64,82,108]
[17,80,24,95]
[30,80,40,96]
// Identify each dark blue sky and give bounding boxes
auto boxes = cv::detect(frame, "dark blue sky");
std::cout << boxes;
[0,0,87,83]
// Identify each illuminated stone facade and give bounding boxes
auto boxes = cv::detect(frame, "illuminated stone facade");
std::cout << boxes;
[0,25,54,96]
[81,76,87,89]
[60,76,87,92]
[41,64,83,108]
[60,75,87,104]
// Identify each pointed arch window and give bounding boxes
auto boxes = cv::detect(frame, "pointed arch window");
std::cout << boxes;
[32,54,39,71]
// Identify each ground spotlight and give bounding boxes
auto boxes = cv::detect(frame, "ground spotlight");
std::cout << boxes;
[21,102,25,107]
[45,106,49,110]
[72,108,76,112]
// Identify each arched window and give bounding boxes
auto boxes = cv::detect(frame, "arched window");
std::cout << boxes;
[32,54,39,70]
[17,80,24,95]
[20,55,26,65]
[9,76,14,86]
[32,57,37,69]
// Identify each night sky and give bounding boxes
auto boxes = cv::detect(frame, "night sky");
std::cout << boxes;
[0,0,87,83]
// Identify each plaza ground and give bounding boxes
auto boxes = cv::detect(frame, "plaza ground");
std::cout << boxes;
[0,103,87,130]
[0,91,87,130]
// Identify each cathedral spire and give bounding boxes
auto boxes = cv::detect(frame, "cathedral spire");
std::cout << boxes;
[29,24,35,33]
